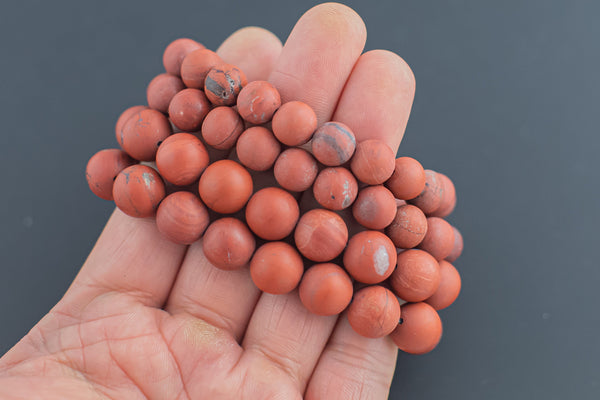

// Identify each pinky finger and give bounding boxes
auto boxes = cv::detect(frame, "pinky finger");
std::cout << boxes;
[305,315,398,400]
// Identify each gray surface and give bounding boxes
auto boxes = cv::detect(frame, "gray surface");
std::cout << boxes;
[1,0,598,398]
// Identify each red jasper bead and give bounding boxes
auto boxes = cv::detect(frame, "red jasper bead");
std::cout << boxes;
[156,191,210,244]
[112,165,165,218]
[86,149,136,201]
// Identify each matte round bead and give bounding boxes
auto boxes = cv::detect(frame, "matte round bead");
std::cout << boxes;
[446,226,464,262]
[385,157,426,200]
[156,133,209,186]
[273,148,318,192]
[204,64,247,106]
[168,88,211,132]
[294,209,348,262]
[236,80,281,124]
[201,106,244,150]
[112,165,165,218]
[312,167,358,210]
[181,48,222,89]
[156,191,210,244]
[390,249,440,302]
[311,122,356,166]
[202,218,255,271]
[245,187,299,240]
[390,302,442,355]
[386,204,428,249]
[250,242,304,295]
[86,149,136,201]
[271,101,317,146]
[163,38,204,76]
[146,73,185,113]
[425,260,461,310]
[236,126,281,171]
[115,105,147,148]
[343,231,397,284]
[198,160,253,214]
[418,217,455,261]
[299,263,353,316]
[409,170,443,215]
[352,185,397,229]
[347,286,401,338]
[350,139,396,185]
[121,109,172,161]
[429,172,456,218]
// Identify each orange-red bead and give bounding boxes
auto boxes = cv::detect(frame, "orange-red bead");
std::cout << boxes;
[418,217,455,261]
[294,209,348,262]
[115,105,147,147]
[180,48,222,89]
[425,260,461,310]
[299,263,353,316]
[146,73,185,113]
[120,109,172,161]
[385,157,426,200]
[273,148,318,192]
[236,127,281,171]
[86,149,136,201]
[347,286,401,338]
[162,38,204,77]
[311,122,356,166]
[198,160,253,214]
[271,101,317,146]
[201,106,244,150]
[429,172,456,218]
[236,80,281,124]
[202,217,255,270]
[156,133,209,186]
[390,249,440,302]
[386,204,428,249]
[343,231,397,284]
[312,167,358,210]
[204,64,247,106]
[352,185,397,230]
[390,302,442,354]
[245,187,299,240]
[446,226,464,262]
[409,170,444,215]
[250,242,304,295]
[350,139,396,185]
[112,165,165,218]
[156,191,210,244]
[168,88,211,132]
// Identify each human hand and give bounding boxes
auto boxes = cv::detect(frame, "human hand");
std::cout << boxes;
[0,3,415,399]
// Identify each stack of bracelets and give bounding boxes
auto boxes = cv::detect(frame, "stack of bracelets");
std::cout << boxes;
[86,38,464,355]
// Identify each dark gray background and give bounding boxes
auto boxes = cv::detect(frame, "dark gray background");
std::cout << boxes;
[1,0,598,398]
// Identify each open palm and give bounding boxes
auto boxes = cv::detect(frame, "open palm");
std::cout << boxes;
[0,4,415,399]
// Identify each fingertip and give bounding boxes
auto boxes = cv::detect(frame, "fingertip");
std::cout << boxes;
[332,49,417,153]
[269,2,367,125]
[300,2,367,44]
[217,26,283,52]
[217,26,283,82]
[368,49,416,94]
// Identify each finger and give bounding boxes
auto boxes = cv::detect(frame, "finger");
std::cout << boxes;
[241,2,366,392]
[217,26,282,83]
[301,48,415,398]
[269,2,367,125]
[332,49,416,153]
[305,316,398,400]
[165,26,283,341]
[64,209,187,309]
[243,292,338,391]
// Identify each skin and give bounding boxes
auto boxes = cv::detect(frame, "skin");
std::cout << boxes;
[0,3,416,399]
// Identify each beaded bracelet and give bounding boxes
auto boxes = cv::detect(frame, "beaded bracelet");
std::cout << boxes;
[86,38,464,355]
